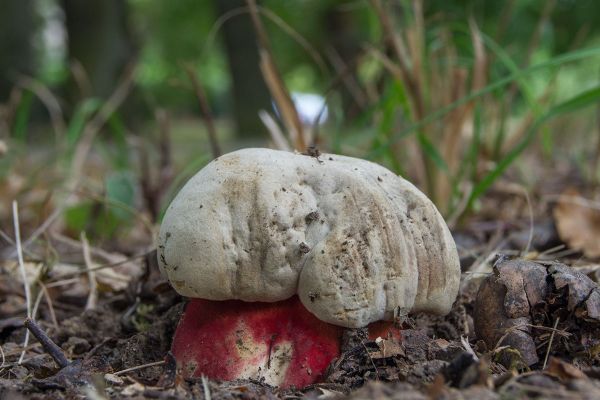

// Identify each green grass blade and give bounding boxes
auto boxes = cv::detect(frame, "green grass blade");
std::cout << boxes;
[367,45,600,158]
[67,98,102,147]
[466,85,600,210]
[12,90,34,141]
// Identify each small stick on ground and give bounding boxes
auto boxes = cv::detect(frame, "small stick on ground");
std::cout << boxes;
[23,318,69,368]
[113,360,165,376]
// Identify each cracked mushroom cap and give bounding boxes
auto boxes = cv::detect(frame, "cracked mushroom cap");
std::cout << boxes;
[158,148,460,328]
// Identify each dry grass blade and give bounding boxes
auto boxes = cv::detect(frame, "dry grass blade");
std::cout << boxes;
[461,336,479,361]
[406,0,426,109]
[202,375,212,400]
[259,50,305,151]
[259,110,291,151]
[139,109,174,220]
[69,64,136,191]
[113,360,166,376]
[182,63,222,159]
[17,75,66,141]
[12,201,31,365]
[204,5,328,76]
[246,0,305,151]
[38,282,58,328]
[369,0,427,189]
[325,46,367,110]
[81,232,98,311]
[370,0,412,91]
[438,18,487,211]
[10,64,137,259]
[69,59,93,98]
[543,317,560,369]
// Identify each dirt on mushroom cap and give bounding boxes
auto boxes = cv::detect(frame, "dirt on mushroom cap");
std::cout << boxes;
[157,148,460,328]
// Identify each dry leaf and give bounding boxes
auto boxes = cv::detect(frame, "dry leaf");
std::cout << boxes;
[553,188,600,258]
[546,357,587,381]
[370,337,404,359]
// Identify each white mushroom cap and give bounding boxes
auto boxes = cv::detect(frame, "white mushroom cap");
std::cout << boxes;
[158,148,460,328]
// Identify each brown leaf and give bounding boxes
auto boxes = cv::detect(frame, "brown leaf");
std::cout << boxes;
[370,337,405,359]
[545,357,587,381]
[553,188,600,258]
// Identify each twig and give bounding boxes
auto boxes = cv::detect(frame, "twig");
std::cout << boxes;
[24,318,69,368]
[13,201,31,365]
[182,64,221,159]
[113,360,165,376]
[81,232,98,311]
[543,317,560,369]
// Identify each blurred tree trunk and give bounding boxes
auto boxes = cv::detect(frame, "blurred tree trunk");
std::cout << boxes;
[216,0,272,138]
[62,0,134,102]
[0,0,36,102]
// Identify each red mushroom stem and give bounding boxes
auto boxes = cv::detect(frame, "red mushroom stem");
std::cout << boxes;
[171,296,401,388]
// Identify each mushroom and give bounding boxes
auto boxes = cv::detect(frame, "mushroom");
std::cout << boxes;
[158,148,460,388]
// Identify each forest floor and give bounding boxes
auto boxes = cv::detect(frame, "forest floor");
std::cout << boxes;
[2,157,600,399]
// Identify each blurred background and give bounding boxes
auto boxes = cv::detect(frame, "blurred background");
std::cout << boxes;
[1,0,599,252]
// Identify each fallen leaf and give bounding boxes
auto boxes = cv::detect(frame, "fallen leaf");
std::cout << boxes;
[553,188,600,258]
[371,337,404,359]
[545,357,587,381]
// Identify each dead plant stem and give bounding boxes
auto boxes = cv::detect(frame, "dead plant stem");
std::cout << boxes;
[81,232,98,311]
[543,317,560,369]
[13,201,31,365]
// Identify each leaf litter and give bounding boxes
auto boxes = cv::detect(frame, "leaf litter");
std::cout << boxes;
[3,196,600,399]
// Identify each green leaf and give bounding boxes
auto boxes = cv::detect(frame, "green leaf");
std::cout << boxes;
[12,90,34,141]
[105,172,136,220]
[64,202,92,234]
